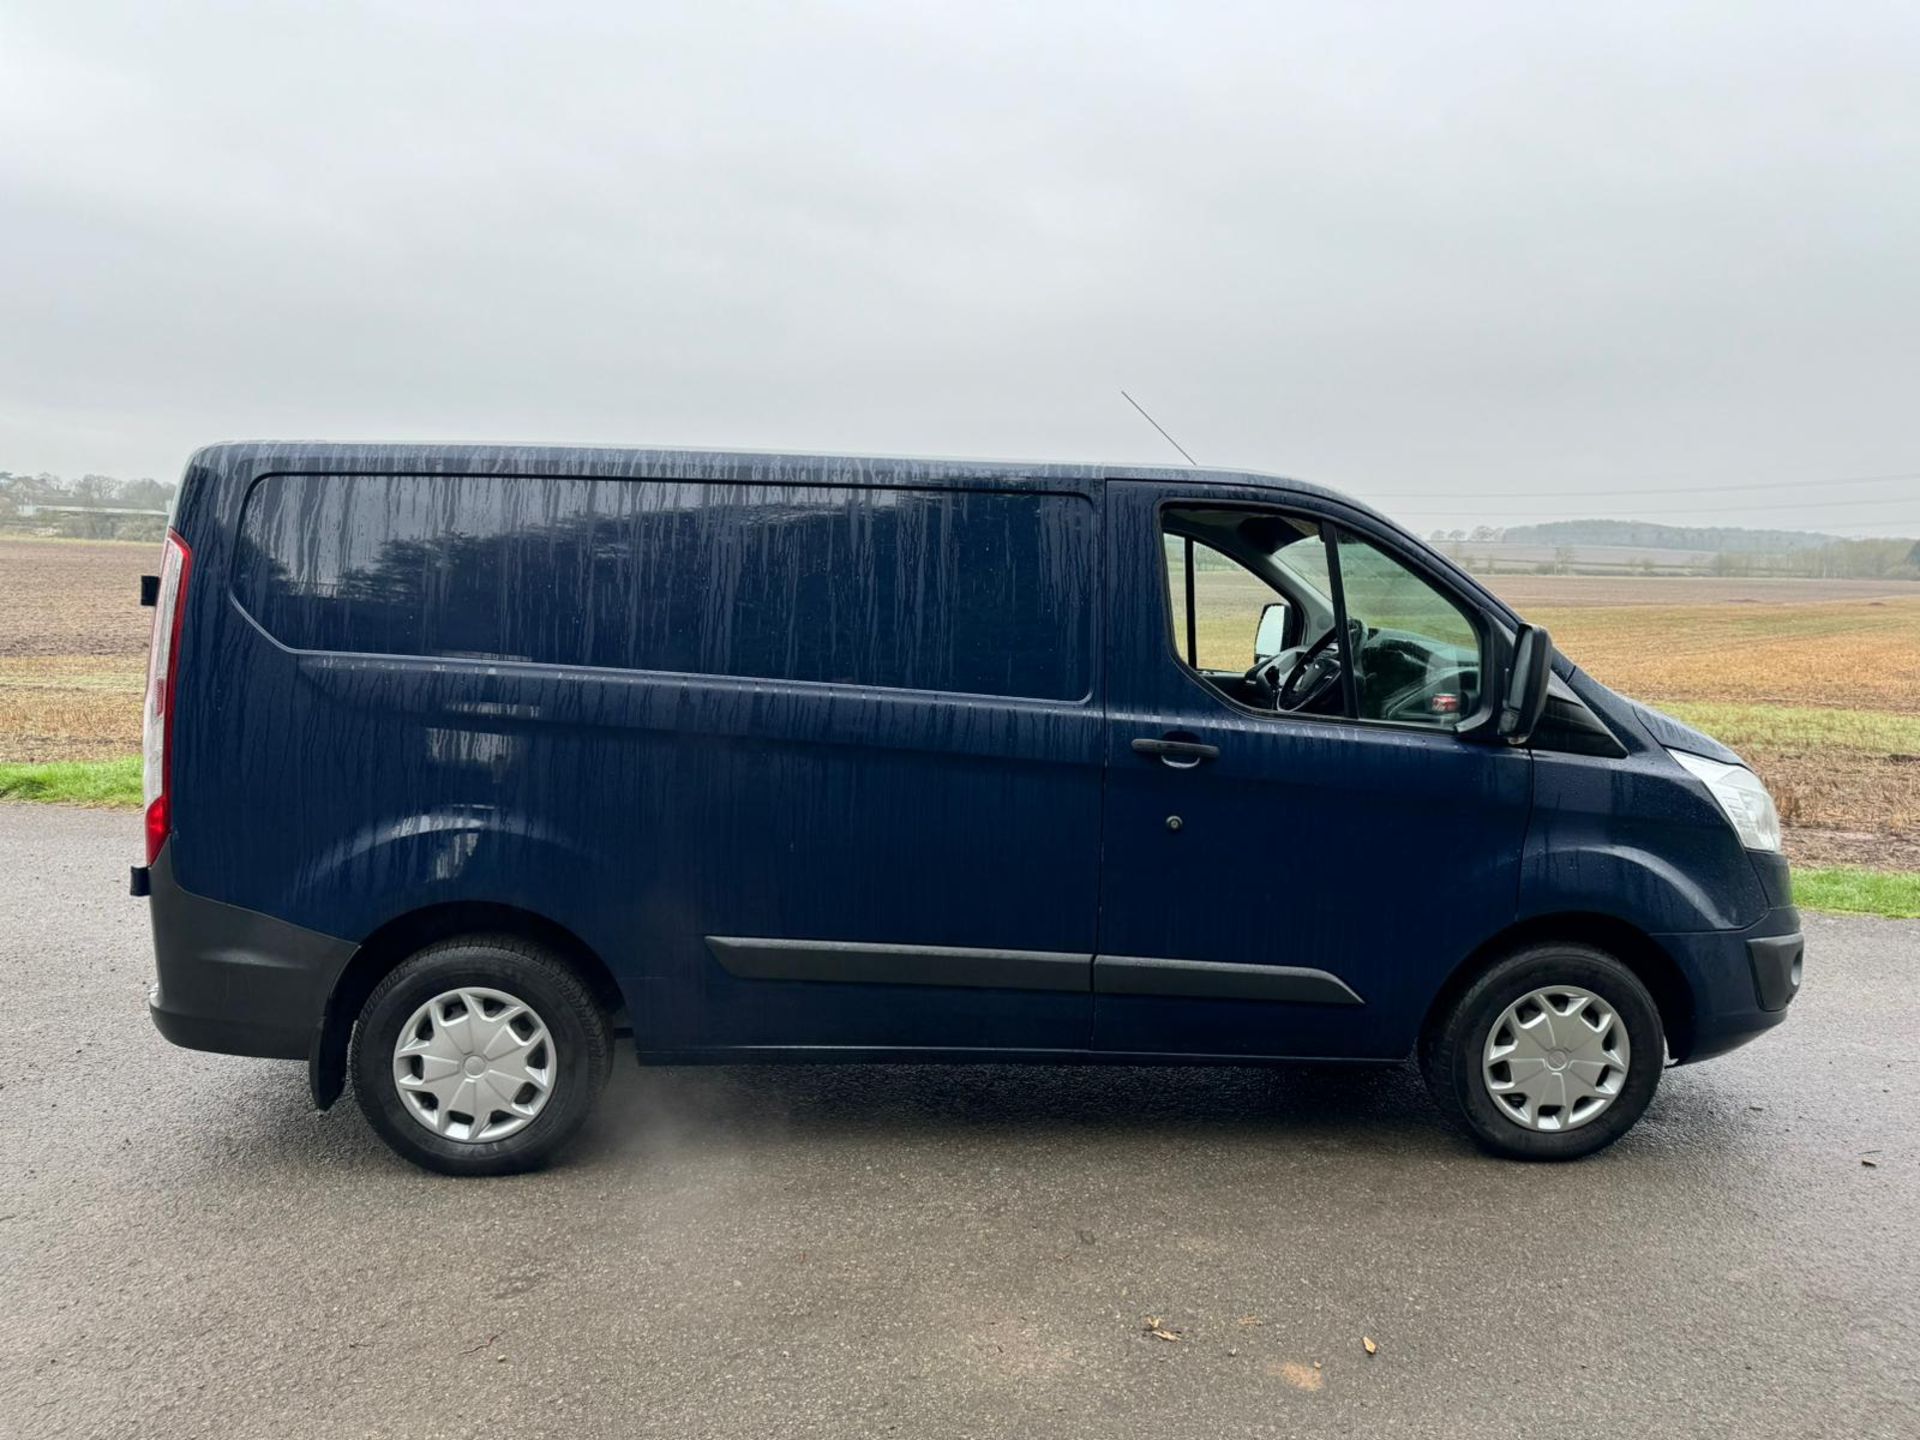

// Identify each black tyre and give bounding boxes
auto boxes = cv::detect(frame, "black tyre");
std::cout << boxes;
[1421,942,1663,1161]
[350,935,612,1177]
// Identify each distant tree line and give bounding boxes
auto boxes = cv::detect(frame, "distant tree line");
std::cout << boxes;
[0,471,179,541]
[1497,519,1857,554]
[1426,518,1918,580]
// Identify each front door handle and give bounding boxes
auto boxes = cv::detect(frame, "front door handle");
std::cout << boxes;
[1130,736,1220,768]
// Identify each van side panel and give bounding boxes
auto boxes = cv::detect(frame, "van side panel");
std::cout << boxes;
[1522,748,1770,935]
[168,459,1103,1054]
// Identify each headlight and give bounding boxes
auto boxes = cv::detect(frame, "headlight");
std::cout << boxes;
[1669,749,1782,853]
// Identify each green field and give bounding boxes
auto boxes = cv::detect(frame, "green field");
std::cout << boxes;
[1654,702,1920,756]
[0,756,141,807]
[1792,867,1920,919]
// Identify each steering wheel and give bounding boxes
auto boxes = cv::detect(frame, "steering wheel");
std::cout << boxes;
[1276,627,1347,713]
[1242,649,1287,708]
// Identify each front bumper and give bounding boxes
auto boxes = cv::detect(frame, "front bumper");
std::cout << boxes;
[1658,900,1803,1064]
[1747,932,1804,1012]
[144,843,358,1061]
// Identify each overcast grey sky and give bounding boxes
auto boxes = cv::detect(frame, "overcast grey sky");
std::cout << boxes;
[3,1,1917,533]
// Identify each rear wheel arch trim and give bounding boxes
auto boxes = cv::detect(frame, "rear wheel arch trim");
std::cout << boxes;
[308,902,626,1110]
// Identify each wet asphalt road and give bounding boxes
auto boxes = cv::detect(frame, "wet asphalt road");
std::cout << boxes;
[1,804,1916,1439]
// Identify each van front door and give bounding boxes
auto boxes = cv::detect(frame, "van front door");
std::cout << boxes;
[1094,480,1531,1060]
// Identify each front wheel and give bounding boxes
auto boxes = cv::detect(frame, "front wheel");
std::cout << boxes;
[350,936,612,1176]
[1421,942,1664,1160]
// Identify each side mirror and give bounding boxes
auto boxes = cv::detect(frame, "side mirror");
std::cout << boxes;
[1253,601,1291,663]
[1498,624,1553,744]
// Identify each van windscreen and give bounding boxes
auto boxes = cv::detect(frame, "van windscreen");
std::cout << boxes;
[232,474,1094,702]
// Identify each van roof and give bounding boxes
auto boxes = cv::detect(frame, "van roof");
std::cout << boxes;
[186,439,1377,515]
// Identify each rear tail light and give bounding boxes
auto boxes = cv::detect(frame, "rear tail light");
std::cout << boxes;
[142,529,192,865]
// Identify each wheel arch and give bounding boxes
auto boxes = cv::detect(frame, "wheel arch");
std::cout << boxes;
[1419,912,1696,1064]
[309,901,627,1109]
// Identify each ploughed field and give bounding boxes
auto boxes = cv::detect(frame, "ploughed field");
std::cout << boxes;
[0,538,150,764]
[3,537,1917,868]
[1493,577,1920,869]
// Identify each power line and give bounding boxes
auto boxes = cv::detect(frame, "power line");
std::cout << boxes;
[1387,495,1919,518]
[1489,522,1920,537]
[1785,517,1920,531]
[1405,522,1912,537]
[1366,468,1920,501]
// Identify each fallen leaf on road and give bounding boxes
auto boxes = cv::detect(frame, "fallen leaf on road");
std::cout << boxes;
[1142,1316,1182,1342]
[1237,1315,1263,1327]
[1363,1336,1377,1356]
[1268,1361,1324,1392]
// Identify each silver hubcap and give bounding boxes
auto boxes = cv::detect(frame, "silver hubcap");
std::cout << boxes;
[392,987,555,1143]
[1482,984,1630,1133]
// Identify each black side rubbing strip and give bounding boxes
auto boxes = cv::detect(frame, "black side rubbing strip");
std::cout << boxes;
[1093,955,1364,1006]
[706,937,1091,992]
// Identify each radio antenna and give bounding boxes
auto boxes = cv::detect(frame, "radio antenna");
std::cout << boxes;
[1120,390,1197,466]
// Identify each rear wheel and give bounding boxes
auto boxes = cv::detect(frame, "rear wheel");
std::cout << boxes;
[350,936,612,1176]
[1421,942,1663,1160]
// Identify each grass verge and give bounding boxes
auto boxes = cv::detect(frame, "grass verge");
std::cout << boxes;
[0,756,142,807]
[1655,701,1920,756]
[1793,867,1920,920]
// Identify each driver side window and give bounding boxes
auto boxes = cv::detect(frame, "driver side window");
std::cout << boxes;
[1157,505,1486,731]
[1163,533,1294,673]
[1332,529,1484,726]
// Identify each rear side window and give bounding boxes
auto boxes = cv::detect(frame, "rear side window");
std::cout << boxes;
[232,474,1094,701]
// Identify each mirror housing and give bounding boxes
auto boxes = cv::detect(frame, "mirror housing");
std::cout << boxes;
[1253,601,1291,663]
[1497,624,1554,744]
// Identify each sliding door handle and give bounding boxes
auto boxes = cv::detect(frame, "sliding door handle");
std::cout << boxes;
[1130,736,1220,767]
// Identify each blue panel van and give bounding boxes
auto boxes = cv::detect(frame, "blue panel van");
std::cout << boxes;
[137,444,1802,1174]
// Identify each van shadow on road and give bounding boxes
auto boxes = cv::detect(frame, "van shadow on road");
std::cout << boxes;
[172,1048,1756,1184]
